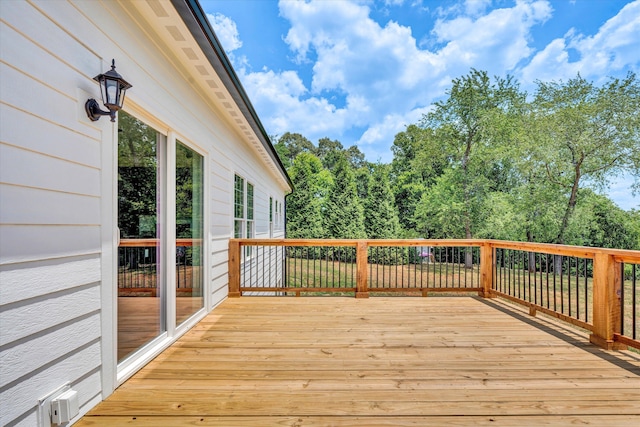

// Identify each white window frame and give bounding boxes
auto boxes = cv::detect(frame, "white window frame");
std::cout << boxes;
[233,174,255,257]
[269,196,274,238]
[274,199,283,231]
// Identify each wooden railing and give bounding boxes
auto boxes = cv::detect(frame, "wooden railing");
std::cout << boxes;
[118,238,203,296]
[228,238,640,351]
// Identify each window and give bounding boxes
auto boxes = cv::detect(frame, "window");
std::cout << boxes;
[176,141,204,326]
[274,200,278,230]
[234,175,244,238]
[246,182,254,239]
[233,174,254,239]
[274,199,282,230]
[269,196,273,237]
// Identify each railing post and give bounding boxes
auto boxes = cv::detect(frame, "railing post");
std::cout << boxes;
[356,240,369,298]
[480,243,494,298]
[590,252,623,350]
[228,239,242,298]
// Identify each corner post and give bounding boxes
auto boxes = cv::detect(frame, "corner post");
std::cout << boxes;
[228,239,242,297]
[590,252,623,350]
[356,241,369,298]
[480,243,494,298]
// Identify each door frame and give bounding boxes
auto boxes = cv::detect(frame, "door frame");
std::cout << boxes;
[100,101,210,396]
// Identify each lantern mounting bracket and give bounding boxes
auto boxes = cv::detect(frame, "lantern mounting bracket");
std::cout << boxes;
[85,98,115,122]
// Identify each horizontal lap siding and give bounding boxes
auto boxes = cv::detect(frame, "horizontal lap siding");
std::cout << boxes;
[1,0,291,424]
[208,155,286,297]
[209,158,231,302]
[241,246,285,295]
[0,1,104,425]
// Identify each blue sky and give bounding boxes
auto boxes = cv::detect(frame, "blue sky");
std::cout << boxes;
[201,0,640,210]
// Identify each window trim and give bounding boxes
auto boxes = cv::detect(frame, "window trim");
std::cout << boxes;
[269,196,273,238]
[233,173,255,241]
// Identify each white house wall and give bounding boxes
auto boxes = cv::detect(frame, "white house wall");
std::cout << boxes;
[0,0,289,425]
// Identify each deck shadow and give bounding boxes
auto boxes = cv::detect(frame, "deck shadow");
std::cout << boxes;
[477,296,640,376]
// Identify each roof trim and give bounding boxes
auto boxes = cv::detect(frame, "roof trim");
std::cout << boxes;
[171,0,293,190]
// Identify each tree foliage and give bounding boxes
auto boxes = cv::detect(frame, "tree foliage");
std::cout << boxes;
[286,153,329,239]
[275,71,639,250]
[525,73,640,244]
[364,165,400,239]
[322,152,366,239]
[420,69,524,239]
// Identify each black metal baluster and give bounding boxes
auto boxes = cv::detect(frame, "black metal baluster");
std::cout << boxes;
[568,257,572,317]
[633,264,637,339]
[545,254,550,309]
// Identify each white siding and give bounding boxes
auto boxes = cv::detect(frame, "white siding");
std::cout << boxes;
[0,0,290,424]
[0,1,105,424]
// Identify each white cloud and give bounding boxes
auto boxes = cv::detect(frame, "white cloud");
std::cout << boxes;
[520,38,576,84]
[224,0,638,162]
[520,0,640,84]
[248,0,553,150]
[464,0,493,17]
[207,13,242,52]
[279,0,442,115]
[238,68,351,138]
[433,0,552,73]
[357,106,432,162]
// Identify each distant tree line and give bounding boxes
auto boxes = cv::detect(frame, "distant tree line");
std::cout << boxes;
[275,70,640,250]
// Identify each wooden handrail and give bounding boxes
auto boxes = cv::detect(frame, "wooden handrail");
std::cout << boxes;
[232,238,640,258]
[228,238,640,351]
[232,238,484,247]
[613,253,640,263]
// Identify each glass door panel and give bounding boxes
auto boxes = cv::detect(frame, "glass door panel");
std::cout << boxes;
[117,111,165,362]
[176,141,204,325]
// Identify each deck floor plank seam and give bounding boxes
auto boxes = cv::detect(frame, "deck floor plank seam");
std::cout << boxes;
[77,297,640,426]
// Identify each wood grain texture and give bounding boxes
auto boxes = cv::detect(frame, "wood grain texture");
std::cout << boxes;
[78,297,640,426]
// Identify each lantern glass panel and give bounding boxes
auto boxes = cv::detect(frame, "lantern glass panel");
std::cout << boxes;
[119,90,127,109]
[105,79,119,106]
[99,78,107,108]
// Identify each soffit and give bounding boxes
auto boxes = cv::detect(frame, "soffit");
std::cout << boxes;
[122,0,292,191]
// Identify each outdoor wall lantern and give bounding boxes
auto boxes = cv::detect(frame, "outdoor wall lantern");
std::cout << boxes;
[85,59,132,122]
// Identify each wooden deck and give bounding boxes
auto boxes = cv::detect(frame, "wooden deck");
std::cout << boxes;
[78,297,640,426]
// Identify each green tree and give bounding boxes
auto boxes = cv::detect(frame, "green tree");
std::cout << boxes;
[564,190,639,250]
[346,145,366,169]
[419,69,524,255]
[475,192,524,241]
[276,132,316,168]
[354,162,374,201]
[364,165,400,239]
[414,168,486,240]
[118,111,158,238]
[628,209,640,250]
[505,129,567,245]
[390,125,443,235]
[528,73,640,244]
[323,152,366,239]
[286,152,329,239]
[317,137,344,170]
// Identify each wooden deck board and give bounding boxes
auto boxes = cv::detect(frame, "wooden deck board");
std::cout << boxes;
[78,297,640,426]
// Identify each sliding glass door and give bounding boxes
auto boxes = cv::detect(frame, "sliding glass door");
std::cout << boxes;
[175,141,204,325]
[117,111,165,362]
[116,113,206,364]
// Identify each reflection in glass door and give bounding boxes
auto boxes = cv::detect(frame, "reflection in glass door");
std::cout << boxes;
[117,111,165,362]
[176,141,204,325]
